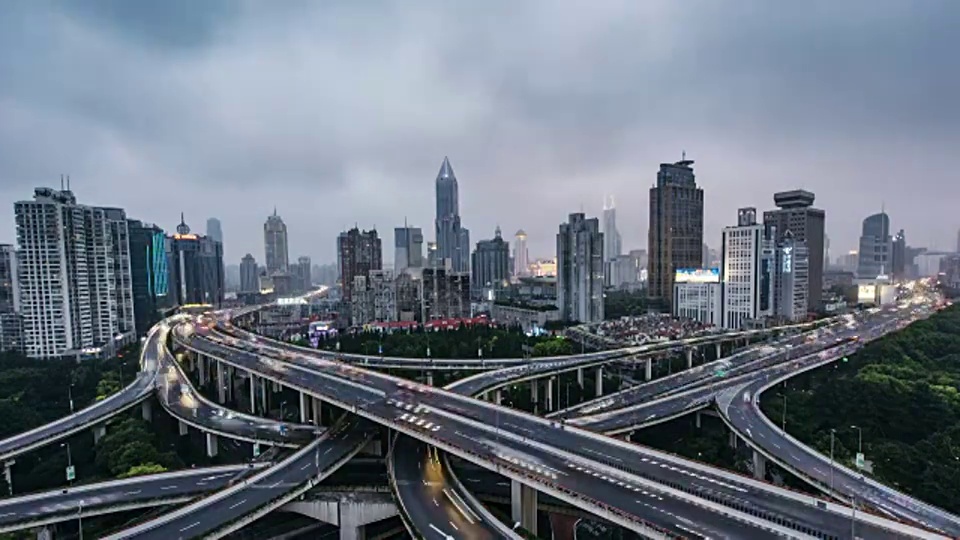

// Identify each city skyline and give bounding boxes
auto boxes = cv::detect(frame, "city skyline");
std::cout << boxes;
[1,2,958,264]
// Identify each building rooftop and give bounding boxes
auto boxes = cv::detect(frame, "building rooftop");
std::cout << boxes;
[773,189,816,209]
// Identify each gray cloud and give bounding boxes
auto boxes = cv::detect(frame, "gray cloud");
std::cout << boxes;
[1,0,958,266]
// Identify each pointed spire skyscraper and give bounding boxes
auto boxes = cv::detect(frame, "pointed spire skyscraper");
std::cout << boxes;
[435,156,469,272]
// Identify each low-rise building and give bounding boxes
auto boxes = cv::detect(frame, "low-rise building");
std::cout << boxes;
[672,268,721,326]
[491,302,561,333]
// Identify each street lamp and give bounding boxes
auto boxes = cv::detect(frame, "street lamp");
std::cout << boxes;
[68,384,75,414]
[280,401,287,421]
[61,442,73,485]
[829,428,836,492]
[77,499,84,540]
[781,393,787,432]
[851,425,863,457]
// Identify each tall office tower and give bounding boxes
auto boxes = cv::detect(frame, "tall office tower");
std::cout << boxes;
[956,228,960,254]
[263,209,289,275]
[557,213,605,323]
[337,227,382,305]
[774,231,809,321]
[102,208,136,339]
[14,187,133,359]
[166,215,225,308]
[206,218,223,245]
[720,208,774,329]
[0,244,23,353]
[394,225,424,273]
[513,230,529,278]
[602,196,623,286]
[857,212,892,279]
[892,230,907,281]
[240,254,259,292]
[435,157,469,272]
[648,159,704,310]
[763,190,825,311]
[127,220,169,337]
[471,227,511,299]
[823,234,831,271]
[295,256,312,291]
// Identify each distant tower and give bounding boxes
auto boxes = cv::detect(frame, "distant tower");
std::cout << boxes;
[648,159,704,310]
[263,208,289,275]
[434,157,469,272]
[206,217,223,245]
[514,230,529,278]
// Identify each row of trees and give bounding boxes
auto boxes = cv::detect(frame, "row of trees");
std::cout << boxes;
[759,304,960,513]
[319,325,574,359]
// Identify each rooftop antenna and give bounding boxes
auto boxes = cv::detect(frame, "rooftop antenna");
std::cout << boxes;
[60,174,64,190]
[66,175,70,191]
[682,150,686,161]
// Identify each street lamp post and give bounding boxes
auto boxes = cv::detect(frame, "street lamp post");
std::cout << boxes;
[280,401,287,422]
[68,384,75,414]
[78,499,84,540]
[781,393,787,432]
[62,442,73,485]
[851,425,863,456]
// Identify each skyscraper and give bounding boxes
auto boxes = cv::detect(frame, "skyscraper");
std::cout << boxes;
[102,207,136,340]
[774,231,809,321]
[892,230,907,281]
[240,254,259,293]
[206,217,223,245]
[648,159,704,310]
[471,227,511,299]
[264,209,289,275]
[435,157,469,272]
[167,215,225,308]
[857,212,892,278]
[337,227,382,304]
[128,220,168,337]
[394,224,424,273]
[513,230,529,278]
[763,190,825,311]
[602,196,622,286]
[557,213,604,323]
[14,187,135,359]
[295,256,312,291]
[720,208,774,329]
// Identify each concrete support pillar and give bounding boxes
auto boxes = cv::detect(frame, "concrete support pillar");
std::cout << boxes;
[3,461,13,496]
[753,451,767,480]
[225,366,234,402]
[312,398,323,426]
[595,366,603,397]
[260,377,269,413]
[545,377,554,412]
[216,360,226,403]
[729,431,738,449]
[531,380,539,412]
[576,367,584,387]
[511,480,538,536]
[695,411,702,429]
[645,358,653,381]
[93,424,107,444]
[35,525,54,540]
[198,354,207,385]
[300,392,309,424]
[715,342,722,359]
[206,432,218,458]
[178,420,189,436]
[249,374,257,414]
[686,348,694,369]
[339,526,365,540]
[494,389,502,404]
[272,380,280,393]
[426,371,434,386]
[141,400,153,422]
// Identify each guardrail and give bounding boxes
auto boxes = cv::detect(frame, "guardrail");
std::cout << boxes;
[441,449,524,539]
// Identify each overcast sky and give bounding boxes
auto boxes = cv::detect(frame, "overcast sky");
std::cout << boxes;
[2,1,958,265]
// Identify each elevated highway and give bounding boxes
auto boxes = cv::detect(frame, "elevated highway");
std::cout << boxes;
[173,327,944,539]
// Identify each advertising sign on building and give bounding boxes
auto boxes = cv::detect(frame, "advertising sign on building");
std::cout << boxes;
[674,267,720,284]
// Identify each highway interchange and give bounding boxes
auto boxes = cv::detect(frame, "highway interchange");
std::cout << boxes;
[0,293,958,538]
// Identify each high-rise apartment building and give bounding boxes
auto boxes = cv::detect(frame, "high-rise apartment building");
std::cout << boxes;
[435,157,470,273]
[295,256,312,291]
[337,227,382,305]
[0,244,23,353]
[240,254,259,293]
[513,230,529,279]
[557,213,604,323]
[352,269,398,325]
[471,227,510,299]
[206,218,223,245]
[720,208,774,329]
[166,215,224,307]
[648,159,704,310]
[14,187,135,359]
[394,225,424,273]
[127,220,168,337]
[763,190,825,311]
[857,212,892,279]
[421,267,470,320]
[264,209,289,275]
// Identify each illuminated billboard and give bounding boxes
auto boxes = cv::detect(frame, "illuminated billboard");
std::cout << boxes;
[150,231,169,297]
[674,267,720,284]
[858,284,877,304]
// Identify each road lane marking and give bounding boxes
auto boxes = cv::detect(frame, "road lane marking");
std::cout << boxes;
[228,498,248,510]
[160,485,177,490]
[179,522,200,532]
[123,490,141,495]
